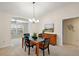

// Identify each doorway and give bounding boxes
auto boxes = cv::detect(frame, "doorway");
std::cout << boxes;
[11,17,28,46]
[63,17,79,46]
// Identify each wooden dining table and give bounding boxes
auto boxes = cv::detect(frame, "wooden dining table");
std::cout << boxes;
[22,37,44,56]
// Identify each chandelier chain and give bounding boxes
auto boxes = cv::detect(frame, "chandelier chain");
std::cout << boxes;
[33,2,35,18]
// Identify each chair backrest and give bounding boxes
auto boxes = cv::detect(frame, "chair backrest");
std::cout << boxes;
[24,33,30,46]
[24,33,30,40]
[43,38,50,47]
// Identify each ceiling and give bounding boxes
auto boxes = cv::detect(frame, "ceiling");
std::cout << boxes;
[0,2,72,19]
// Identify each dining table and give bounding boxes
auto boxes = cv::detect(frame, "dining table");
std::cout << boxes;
[22,37,44,56]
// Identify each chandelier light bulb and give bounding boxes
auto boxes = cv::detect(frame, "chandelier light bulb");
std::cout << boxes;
[29,19,33,22]
[36,20,39,23]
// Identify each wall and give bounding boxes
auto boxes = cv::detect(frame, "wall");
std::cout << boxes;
[38,3,79,45]
[23,23,28,33]
[63,17,79,46]
[28,22,40,36]
[0,12,12,48]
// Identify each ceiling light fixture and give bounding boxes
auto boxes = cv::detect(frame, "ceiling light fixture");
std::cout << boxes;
[28,2,39,23]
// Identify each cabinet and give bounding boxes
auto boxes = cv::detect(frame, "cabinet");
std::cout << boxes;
[43,33,57,45]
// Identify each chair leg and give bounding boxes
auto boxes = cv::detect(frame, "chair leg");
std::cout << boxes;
[25,45,26,52]
[43,50,45,56]
[28,46,30,55]
[32,45,34,48]
[48,47,50,55]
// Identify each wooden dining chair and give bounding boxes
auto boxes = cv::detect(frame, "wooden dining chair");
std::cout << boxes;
[24,33,34,55]
[39,38,50,56]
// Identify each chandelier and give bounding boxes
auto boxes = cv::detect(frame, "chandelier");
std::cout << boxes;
[28,2,39,23]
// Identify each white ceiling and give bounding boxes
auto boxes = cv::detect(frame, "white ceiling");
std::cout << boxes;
[0,2,73,19]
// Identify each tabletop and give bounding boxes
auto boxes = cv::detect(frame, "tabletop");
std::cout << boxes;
[29,37,44,42]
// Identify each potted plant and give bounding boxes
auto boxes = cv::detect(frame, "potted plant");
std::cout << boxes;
[32,33,37,40]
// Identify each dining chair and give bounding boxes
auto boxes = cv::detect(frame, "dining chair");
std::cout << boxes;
[39,38,50,56]
[24,33,34,55]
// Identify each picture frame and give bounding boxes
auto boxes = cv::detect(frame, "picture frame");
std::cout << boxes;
[43,23,54,33]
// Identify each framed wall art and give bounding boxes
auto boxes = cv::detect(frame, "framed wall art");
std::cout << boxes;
[43,23,54,33]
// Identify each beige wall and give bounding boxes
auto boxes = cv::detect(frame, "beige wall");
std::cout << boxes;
[63,17,79,45]
[28,22,40,35]
[38,3,79,45]
[0,12,12,48]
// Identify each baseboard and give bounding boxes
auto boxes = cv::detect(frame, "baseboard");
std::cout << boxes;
[0,43,12,48]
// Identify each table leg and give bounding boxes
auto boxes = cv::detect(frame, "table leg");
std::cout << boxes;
[22,38,24,48]
[35,43,39,56]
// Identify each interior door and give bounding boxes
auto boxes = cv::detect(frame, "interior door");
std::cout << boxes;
[63,17,79,46]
